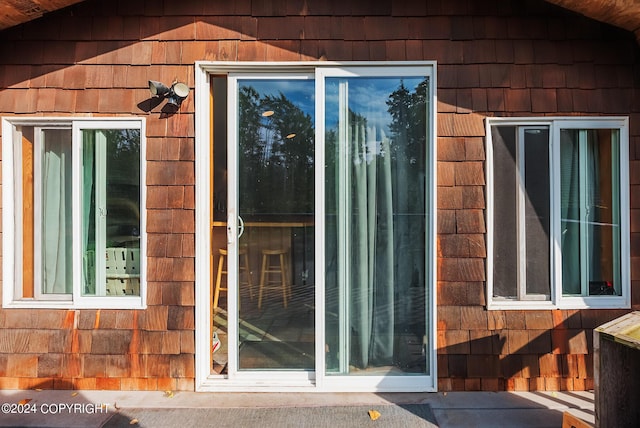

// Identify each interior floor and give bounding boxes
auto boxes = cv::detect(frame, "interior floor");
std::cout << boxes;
[211,289,426,376]
[212,281,315,374]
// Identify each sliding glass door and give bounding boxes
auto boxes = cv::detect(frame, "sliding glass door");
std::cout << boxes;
[226,74,316,377]
[205,63,435,391]
[319,67,433,389]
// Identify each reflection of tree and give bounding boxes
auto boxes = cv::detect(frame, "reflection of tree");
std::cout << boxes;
[238,85,314,217]
[386,78,429,344]
[83,129,141,249]
[105,129,141,241]
[106,129,141,160]
[325,78,429,216]
[105,129,141,200]
[386,79,428,215]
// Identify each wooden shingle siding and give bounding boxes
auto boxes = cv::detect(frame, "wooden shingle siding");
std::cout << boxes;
[0,0,638,391]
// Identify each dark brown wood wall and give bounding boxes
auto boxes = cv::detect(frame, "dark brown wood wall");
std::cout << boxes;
[0,0,638,391]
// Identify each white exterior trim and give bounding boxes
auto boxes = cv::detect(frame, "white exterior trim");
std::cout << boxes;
[486,116,630,311]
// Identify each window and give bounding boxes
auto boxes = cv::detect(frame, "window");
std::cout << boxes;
[487,117,629,309]
[2,118,145,309]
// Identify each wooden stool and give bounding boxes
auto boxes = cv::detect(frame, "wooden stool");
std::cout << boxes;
[213,247,253,309]
[258,249,290,309]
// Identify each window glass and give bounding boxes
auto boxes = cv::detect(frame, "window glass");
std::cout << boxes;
[523,128,550,296]
[325,75,429,376]
[491,125,518,299]
[491,126,550,300]
[82,129,141,297]
[233,78,316,371]
[560,129,621,296]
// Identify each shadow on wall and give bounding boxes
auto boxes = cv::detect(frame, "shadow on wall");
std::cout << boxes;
[137,95,183,117]
[0,0,262,90]
[429,310,626,426]
[439,309,631,390]
[1,0,631,93]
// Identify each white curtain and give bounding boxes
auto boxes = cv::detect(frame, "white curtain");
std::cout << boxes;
[560,130,581,295]
[561,129,605,295]
[350,121,395,368]
[42,130,72,294]
[82,131,95,294]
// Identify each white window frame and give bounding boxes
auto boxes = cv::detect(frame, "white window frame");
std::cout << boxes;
[486,117,630,310]
[194,61,437,392]
[2,117,147,309]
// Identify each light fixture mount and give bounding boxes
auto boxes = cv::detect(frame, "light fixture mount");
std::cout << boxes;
[148,80,190,109]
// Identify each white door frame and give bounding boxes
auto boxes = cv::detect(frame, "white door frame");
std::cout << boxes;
[194,61,437,392]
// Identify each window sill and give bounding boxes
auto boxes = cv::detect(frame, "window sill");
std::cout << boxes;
[487,296,630,311]
[2,299,146,310]
[487,301,558,311]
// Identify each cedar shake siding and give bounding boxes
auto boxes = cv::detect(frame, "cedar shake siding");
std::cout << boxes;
[0,0,638,391]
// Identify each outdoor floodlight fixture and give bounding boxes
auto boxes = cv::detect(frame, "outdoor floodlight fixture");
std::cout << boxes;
[148,80,170,97]
[148,80,190,108]
[166,82,190,107]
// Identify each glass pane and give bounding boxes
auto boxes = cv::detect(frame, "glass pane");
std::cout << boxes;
[523,128,550,296]
[491,126,518,298]
[213,77,228,223]
[325,76,429,376]
[211,76,229,374]
[82,129,141,297]
[41,129,73,294]
[561,129,621,296]
[492,126,550,300]
[236,79,315,370]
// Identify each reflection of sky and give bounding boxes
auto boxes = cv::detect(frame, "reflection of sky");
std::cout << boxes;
[325,77,424,134]
[240,79,315,121]
[240,79,315,162]
[239,76,425,136]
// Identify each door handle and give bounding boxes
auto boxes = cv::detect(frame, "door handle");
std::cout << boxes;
[227,215,236,245]
[227,215,245,244]
[238,215,245,239]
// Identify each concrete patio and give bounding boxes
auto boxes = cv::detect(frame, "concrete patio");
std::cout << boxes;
[0,389,594,427]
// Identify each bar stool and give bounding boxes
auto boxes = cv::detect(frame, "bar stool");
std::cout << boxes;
[258,249,291,309]
[213,247,253,309]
